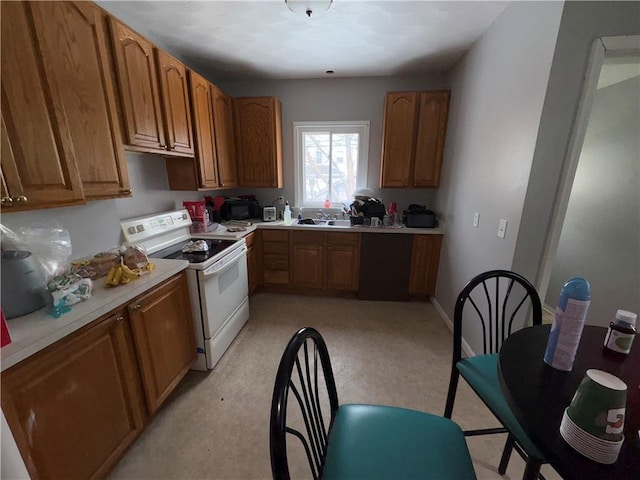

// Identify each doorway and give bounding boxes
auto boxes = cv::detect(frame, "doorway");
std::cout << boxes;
[540,37,640,326]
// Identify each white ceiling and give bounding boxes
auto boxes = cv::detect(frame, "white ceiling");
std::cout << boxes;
[97,0,510,80]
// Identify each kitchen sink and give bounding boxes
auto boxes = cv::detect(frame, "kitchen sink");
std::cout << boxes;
[295,218,352,227]
[326,219,351,226]
[296,218,328,225]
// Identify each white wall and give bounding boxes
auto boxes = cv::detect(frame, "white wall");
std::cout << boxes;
[546,76,640,325]
[213,75,447,213]
[1,153,205,260]
[432,1,562,351]
[513,1,640,294]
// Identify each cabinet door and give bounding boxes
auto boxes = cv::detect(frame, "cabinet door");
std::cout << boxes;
[212,85,238,187]
[188,70,219,188]
[1,309,144,480]
[292,244,324,289]
[128,272,196,414]
[380,92,418,188]
[156,50,194,155]
[234,97,283,187]
[413,91,450,187]
[110,19,166,151]
[292,231,324,289]
[409,235,443,296]
[1,1,84,210]
[326,232,360,291]
[326,245,360,291]
[30,1,130,199]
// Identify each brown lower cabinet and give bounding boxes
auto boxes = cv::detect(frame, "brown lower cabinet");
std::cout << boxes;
[1,271,195,480]
[246,231,260,295]
[258,229,440,298]
[409,234,443,296]
[127,273,196,414]
[262,229,290,286]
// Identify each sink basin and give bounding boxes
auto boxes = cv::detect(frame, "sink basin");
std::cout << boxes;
[295,218,352,227]
[296,218,328,225]
[327,219,351,227]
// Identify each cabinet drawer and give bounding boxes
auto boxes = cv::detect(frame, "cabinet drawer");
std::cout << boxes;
[292,231,324,245]
[326,232,360,245]
[262,229,288,242]
[263,253,289,271]
[264,270,289,285]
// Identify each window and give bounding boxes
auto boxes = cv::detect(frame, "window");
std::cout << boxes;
[294,121,369,208]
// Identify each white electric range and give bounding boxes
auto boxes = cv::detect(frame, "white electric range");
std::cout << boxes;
[121,209,249,371]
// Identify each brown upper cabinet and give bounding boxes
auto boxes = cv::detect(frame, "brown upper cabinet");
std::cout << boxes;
[380,90,450,188]
[156,50,195,155]
[109,19,194,157]
[166,72,238,190]
[234,97,283,188]
[1,1,130,212]
[211,85,238,188]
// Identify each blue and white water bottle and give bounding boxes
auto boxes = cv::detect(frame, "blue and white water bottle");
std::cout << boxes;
[543,277,591,371]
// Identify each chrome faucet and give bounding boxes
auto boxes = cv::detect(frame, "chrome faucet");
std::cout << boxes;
[317,210,330,219]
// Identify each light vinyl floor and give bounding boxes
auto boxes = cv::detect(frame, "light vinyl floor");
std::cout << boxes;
[110,293,560,480]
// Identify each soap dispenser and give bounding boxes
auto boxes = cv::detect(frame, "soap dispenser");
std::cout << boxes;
[283,202,292,225]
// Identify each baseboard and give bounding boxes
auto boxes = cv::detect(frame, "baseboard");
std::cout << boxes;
[431,297,475,357]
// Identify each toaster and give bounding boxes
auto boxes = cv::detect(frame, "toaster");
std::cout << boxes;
[263,206,277,222]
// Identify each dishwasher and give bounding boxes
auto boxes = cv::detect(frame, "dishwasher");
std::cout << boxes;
[358,233,413,301]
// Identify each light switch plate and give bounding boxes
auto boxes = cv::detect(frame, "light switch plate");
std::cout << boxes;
[473,212,480,228]
[497,219,507,238]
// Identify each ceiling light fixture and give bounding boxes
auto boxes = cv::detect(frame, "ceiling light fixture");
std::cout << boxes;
[285,0,333,18]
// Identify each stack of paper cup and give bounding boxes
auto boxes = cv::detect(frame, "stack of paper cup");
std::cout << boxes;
[560,369,627,464]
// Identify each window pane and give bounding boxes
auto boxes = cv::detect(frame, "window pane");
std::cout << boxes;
[303,133,330,203]
[330,133,359,204]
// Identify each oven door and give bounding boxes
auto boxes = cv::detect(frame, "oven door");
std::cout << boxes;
[198,245,248,339]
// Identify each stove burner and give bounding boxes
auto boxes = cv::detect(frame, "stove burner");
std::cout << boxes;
[151,238,237,264]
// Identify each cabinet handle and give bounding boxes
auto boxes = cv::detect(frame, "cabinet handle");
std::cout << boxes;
[115,315,124,323]
[1,197,13,206]
[14,196,28,203]
[159,144,166,148]
[121,189,132,194]
[130,304,141,311]
[165,145,173,151]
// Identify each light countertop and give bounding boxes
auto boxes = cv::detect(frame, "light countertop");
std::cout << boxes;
[199,220,444,239]
[1,258,189,372]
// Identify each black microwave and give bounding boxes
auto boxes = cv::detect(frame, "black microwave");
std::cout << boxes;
[220,199,260,221]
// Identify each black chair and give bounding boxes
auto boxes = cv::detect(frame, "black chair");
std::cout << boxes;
[270,327,477,480]
[443,270,546,480]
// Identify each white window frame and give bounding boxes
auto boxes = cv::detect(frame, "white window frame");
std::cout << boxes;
[293,121,370,208]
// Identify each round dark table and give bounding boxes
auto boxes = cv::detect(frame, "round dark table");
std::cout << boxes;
[498,324,640,480]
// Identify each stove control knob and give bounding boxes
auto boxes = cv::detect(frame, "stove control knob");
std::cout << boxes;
[136,224,145,232]
[128,226,136,234]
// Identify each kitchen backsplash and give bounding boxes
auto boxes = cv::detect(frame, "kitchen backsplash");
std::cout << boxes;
[1,153,203,259]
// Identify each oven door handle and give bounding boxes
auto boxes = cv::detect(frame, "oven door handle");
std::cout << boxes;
[203,245,247,278]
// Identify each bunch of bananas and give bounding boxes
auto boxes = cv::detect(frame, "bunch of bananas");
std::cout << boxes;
[105,263,140,287]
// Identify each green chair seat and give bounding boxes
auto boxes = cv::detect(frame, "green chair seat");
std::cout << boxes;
[322,404,477,480]
[457,354,544,459]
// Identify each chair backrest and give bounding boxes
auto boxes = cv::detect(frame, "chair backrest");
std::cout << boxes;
[270,327,339,480]
[453,270,542,363]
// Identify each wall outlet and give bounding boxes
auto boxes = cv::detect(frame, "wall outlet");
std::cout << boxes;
[497,219,508,238]
[473,212,480,228]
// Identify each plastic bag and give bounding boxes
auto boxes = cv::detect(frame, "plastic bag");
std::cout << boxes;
[0,222,72,281]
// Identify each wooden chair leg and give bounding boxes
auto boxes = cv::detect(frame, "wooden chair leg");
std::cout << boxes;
[444,368,459,419]
[523,457,542,480]
[498,433,515,474]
